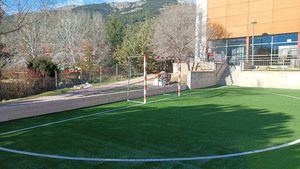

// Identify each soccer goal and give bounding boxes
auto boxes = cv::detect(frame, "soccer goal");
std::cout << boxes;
[126,55,183,104]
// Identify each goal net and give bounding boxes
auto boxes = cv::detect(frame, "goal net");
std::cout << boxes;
[126,55,184,104]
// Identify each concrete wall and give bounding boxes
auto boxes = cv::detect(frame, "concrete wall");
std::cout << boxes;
[187,71,217,89]
[219,65,300,89]
[173,62,217,85]
[0,85,187,123]
[238,71,300,89]
[187,62,227,89]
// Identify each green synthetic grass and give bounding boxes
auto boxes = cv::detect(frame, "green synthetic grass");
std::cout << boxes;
[0,86,300,169]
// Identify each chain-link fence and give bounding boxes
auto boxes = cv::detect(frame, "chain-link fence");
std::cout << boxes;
[0,62,180,101]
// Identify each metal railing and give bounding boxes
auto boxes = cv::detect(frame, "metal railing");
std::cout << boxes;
[241,59,300,71]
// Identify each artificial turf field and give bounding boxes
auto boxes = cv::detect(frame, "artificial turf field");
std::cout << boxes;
[0,86,300,169]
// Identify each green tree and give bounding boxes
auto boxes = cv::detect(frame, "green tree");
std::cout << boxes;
[114,21,158,72]
[106,15,125,51]
[27,58,59,77]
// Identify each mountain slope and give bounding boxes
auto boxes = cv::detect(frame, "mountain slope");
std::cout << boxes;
[73,0,178,21]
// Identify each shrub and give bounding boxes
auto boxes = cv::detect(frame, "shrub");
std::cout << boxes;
[27,58,59,77]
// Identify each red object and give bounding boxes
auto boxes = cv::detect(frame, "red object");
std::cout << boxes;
[64,69,81,74]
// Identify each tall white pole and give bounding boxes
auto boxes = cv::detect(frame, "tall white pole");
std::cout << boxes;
[251,21,257,66]
[195,0,208,62]
[144,55,147,104]
[178,62,181,97]
[271,36,274,66]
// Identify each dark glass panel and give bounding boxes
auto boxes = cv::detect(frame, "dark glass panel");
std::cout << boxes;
[227,38,246,46]
[274,33,298,43]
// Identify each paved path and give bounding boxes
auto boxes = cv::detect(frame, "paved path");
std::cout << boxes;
[0,75,156,109]
[0,74,185,122]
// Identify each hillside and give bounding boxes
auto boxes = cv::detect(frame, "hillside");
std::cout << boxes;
[73,0,178,22]
[0,0,179,33]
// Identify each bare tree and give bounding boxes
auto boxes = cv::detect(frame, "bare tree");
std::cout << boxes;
[152,4,230,71]
[88,13,110,66]
[19,13,48,58]
[52,10,92,68]
[0,0,52,36]
[84,12,110,82]
[207,22,230,41]
[152,4,196,69]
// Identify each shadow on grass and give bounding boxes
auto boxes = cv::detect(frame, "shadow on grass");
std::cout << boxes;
[0,102,299,169]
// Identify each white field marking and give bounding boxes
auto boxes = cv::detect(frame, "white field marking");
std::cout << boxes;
[0,87,300,162]
[271,93,300,100]
[0,95,181,137]
[0,87,281,137]
[0,139,299,162]
[127,100,145,104]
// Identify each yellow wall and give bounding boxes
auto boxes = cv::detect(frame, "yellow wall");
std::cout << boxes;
[208,0,300,38]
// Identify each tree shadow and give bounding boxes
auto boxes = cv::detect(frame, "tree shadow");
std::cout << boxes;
[1,102,299,168]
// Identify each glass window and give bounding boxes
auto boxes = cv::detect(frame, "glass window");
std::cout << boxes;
[210,40,226,47]
[254,44,271,56]
[273,43,298,58]
[274,33,298,43]
[227,38,246,46]
[227,46,246,65]
[252,36,272,44]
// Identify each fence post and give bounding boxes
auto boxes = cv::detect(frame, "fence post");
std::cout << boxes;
[116,63,118,76]
[80,70,83,85]
[55,70,58,89]
[99,65,102,85]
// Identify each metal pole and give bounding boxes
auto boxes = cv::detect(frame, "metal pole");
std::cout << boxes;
[127,58,131,101]
[178,62,181,97]
[144,55,147,104]
[271,36,274,66]
[252,24,255,66]
[55,70,58,89]
[225,40,228,62]
[251,21,257,66]
[116,63,118,76]
[99,65,102,85]
[98,65,101,85]
[80,70,83,85]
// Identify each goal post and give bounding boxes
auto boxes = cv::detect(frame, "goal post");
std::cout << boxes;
[177,62,182,97]
[127,55,182,105]
[127,55,147,104]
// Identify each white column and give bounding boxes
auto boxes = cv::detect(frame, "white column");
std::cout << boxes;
[195,0,208,62]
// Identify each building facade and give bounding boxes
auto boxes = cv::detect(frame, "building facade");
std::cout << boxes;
[204,0,300,64]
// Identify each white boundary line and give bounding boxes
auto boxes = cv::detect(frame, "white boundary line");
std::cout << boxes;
[271,93,300,100]
[0,139,299,162]
[127,100,145,104]
[0,88,300,162]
